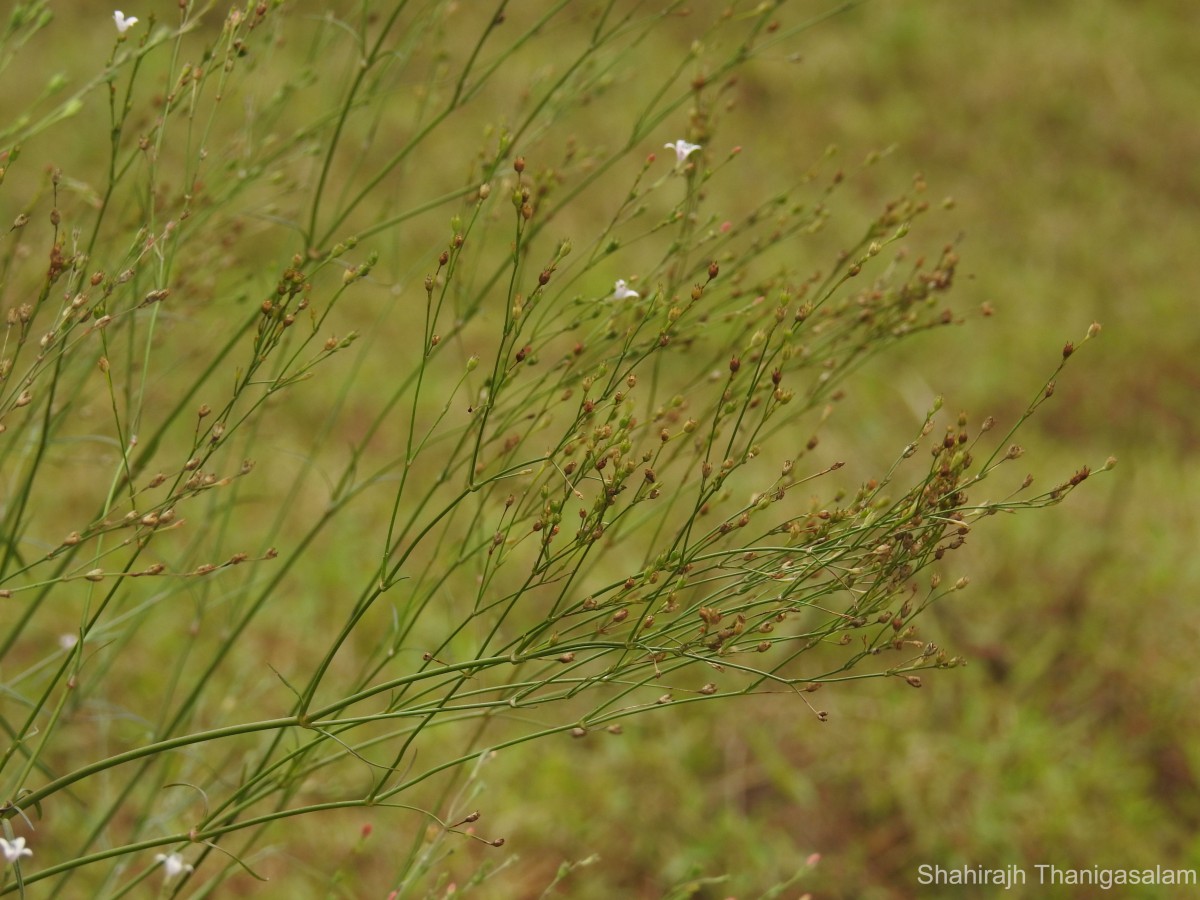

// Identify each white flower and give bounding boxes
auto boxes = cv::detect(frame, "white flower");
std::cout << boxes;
[610,279,639,301]
[664,139,701,164]
[0,837,32,864]
[58,633,78,650]
[155,853,194,881]
[113,10,139,34]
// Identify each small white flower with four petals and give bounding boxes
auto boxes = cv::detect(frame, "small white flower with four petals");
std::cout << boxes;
[610,279,639,301]
[664,139,701,165]
[0,837,31,865]
[155,852,194,881]
[113,10,139,34]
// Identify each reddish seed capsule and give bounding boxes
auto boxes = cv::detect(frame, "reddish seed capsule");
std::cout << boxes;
[708,260,719,279]
[514,156,525,173]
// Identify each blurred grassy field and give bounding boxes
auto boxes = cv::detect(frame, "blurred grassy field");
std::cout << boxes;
[4,1,1197,897]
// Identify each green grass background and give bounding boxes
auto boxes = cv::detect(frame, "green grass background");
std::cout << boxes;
[3,1,1196,897]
